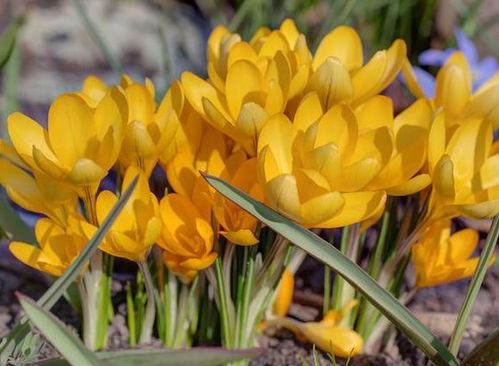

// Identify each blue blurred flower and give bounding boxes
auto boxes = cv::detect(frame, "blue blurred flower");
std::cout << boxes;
[409,29,499,98]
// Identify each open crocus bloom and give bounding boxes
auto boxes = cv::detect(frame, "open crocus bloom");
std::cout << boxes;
[92,167,161,262]
[428,112,499,219]
[7,87,127,196]
[9,216,88,277]
[257,95,432,228]
[206,150,264,245]
[157,193,217,283]
[0,159,77,226]
[412,219,493,287]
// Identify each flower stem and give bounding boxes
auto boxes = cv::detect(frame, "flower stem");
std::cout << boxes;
[448,215,499,355]
[236,247,256,349]
[215,257,232,348]
[138,260,156,344]
[331,226,350,310]
[125,282,136,346]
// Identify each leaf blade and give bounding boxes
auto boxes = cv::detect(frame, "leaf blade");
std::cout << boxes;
[203,174,458,366]
[18,294,101,366]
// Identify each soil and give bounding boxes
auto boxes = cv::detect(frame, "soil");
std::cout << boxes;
[2,240,498,366]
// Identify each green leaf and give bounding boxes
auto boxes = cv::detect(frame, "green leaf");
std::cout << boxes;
[203,174,458,366]
[461,327,499,366]
[0,16,22,68]
[448,215,499,355]
[0,178,138,364]
[36,348,263,366]
[18,294,101,366]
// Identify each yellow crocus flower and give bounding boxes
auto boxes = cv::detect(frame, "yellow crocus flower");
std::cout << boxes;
[269,300,363,357]
[119,77,180,175]
[91,167,161,261]
[308,26,406,109]
[9,216,88,277]
[206,150,264,245]
[7,88,128,196]
[412,220,493,287]
[0,159,77,226]
[157,193,217,283]
[428,112,499,219]
[78,74,181,175]
[257,96,432,228]
[404,51,499,128]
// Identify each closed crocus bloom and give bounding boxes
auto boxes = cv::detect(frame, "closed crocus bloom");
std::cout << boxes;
[207,19,310,94]
[8,88,128,196]
[206,150,264,245]
[428,112,499,219]
[0,159,77,226]
[309,26,406,109]
[9,217,88,277]
[157,193,217,283]
[411,220,492,287]
[93,167,161,261]
[119,77,180,175]
[404,52,499,128]
[273,269,294,317]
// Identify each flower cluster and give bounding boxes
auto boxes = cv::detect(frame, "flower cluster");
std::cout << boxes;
[2,18,498,357]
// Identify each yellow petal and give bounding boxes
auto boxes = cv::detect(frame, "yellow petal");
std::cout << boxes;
[226,60,263,119]
[125,83,155,124]
[463,84,499,127]
[68,158,107,186]
[279,19,300,48]
[301,191,345,227]
[9,242,44,272]
[355,95,394,132]
[293,92,323,132]
[48,94,94,167]
[258,114,295,174]
[274,269,294,317]
[433,155,456,201]
[301,324,364,357]
[236,102,269,137]
[457,199,499,219]
[7,112,55,169]
[81,75,107,104]
[181,72,224,117]
[32,146,66,180]
[318,191,386,228]
[428,111,447,173]
[313,26,363,72]
[310,58,352,110]
[265,174,301,222]
[386,174,431,196]
[435,63,471,116]
[401,58,426,98]
[448,228,479,263]
[221,229,259,246]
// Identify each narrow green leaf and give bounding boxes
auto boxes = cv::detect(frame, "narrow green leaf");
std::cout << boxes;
[449,215,499,355]
[18,294,101,366]
[204,174,458,366]
[461,327,499,366]
[0,178,138,363]
[0,16,22,68]
[37,347,263,366]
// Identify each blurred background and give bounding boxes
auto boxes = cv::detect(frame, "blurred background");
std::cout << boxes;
[1,0,499,129]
